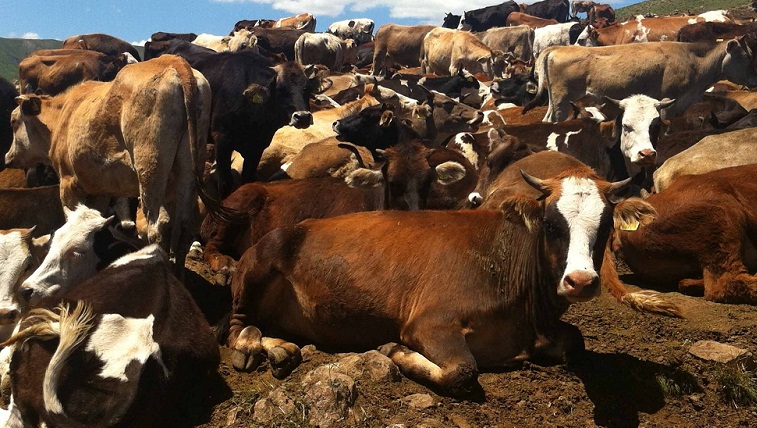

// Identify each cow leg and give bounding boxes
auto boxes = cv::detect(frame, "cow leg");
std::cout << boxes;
[229,324,265,372]
[261,337,302,379]
[214,133,235,198]
[168,134,197,274]
[532,321,585,365]
[678,278,705,296]
[700,267,757,304]
[112,197,136,230]
[380,323,478,396]
[240,151,263,185]
[58,176,87,218]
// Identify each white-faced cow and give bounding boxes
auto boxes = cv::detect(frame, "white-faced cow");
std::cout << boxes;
[225,159,659,395]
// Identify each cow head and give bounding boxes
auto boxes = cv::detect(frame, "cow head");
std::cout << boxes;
[333,103,400,150]
[268,62,330,129]
[0,228,50,325]
[722,35,757,88]
[457,11,473,31]
[606,94,675,168]
[18,205,119,307]
[502,170,656,302]
[344,141,467,210]
[5,95,52,169]
[443,13,462,29]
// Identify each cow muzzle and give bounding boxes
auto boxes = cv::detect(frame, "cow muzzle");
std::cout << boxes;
[4,151,16,169]
[290,111,313,129]
[634,149,657,165]
[560,271,600,302]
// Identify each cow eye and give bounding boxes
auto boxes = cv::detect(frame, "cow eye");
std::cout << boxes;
[622,124,633,133]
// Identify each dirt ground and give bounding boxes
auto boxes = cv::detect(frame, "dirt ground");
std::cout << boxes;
[183,255,757,428]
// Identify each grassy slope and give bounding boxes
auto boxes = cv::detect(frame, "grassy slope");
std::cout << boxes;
[616,0,753,19]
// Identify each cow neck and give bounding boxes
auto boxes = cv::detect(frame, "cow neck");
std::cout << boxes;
[35,97,67,148]
[489,215,568,333]
[694,41,737,99]
[335,95,378,120]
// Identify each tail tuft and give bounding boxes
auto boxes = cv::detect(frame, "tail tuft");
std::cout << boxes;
[621,290,684,318]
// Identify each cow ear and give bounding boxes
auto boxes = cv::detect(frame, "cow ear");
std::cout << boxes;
[17,96,42,116]
[434,161,467,185]
[476,56,489,64]
[345,168,384,188]
[500,195,542,232]
[613,198,656,233]
[726,38,740,54]
[243,83,270,104]
[348,20,356,27]
[379,110,394,127]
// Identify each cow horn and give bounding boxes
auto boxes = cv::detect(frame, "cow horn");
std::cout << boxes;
[604,96,622,107]
[337,143,367,169]
[606,177,632,203]
[520,170,551,196]
[655,98,676,110]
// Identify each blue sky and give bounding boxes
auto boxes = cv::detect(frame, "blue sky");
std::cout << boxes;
[1,0,637,44]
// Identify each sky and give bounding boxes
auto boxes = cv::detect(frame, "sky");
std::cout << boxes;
[1,0,637,45]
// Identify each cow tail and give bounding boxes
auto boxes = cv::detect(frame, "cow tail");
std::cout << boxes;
[181,65,246,225]
[522,48,549,114]
[3,302,95,416]
[294,35,304,65]
[600,246,683,318]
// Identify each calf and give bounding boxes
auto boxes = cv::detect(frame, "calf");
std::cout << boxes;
[61,33,141,61]
[421,28,504,78]
[18,49,130,96]
[371,24,435,74]
[295,33,358,71]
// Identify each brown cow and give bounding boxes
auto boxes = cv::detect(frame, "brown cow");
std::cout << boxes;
[6,55,217,271]
[0,185,64,236]
[17,49,131,95]
[275,13,317,32]
[475,25,535,61]
[506,12,559,28]
[371,24,436,74]
[588,4,615,28]
[421,28,505,78]
[614,164,757,304]
[225,153,660,394]
[61,33,141,61]
[586,16,704,45]
[677,22,757,43]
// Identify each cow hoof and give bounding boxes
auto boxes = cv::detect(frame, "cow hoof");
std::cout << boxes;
[231,349,263,372]
[377,342,400,357]
[119,220,136,231]
[268,346,302,379]
[187,241,203,260]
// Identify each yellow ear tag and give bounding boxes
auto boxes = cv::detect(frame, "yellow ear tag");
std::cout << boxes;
[620,219,640,231]
[252,94,265,104]
[416,112,426,119]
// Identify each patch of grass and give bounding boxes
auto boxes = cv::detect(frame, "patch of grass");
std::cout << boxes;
[712,363,757,408]
[656,370,698,398]
[616,0,752,20]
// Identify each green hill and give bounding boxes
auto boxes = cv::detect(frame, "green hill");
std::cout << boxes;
[616,0,753,20]
[0,38,62,82]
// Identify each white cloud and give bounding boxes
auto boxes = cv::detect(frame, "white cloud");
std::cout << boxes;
[132,40,148,47]
[21,32,40,39]
[211,0,630,19]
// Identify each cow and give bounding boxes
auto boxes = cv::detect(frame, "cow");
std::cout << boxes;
[525,0,571,23]
[587,4,615,28]
[376,69,481,101]
[17,49,131,96]
[294,33,358,71]
[475,25,535,61]
[459,1,522,32]
[506,12,559,29]
[0,185,65,235]
[615,164,757,304]
[571,0,594,17]
[150,31,198,42]
[529,38,757,122]
[327,19,375,45]
[490,73,538,106]
[144,39,322,197]
[355,41,375,68]
[246,28,306,61]
[0,77,17,171]
[2,245,219,427]
[371,24,436,74]
[697,10,733,23]
[192,32,256,53]
[275,13,317,32]
[421,28,504,78]
[225,152,660,395]
[442,13,462,29]
[61,33,141,61]
[653,127,757,192]
[583,16,705,46]
[533,22,586,58]
[231,19,277,34]
[677,22,757,43]
[202,141,467,272]
[5,55,218,271]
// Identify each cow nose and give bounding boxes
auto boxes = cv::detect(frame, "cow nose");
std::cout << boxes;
[291,111,313,129]
[0,309,19,324]
[19,287,34,303]
[563,272,598,296]
[4,152,14,167]
[332,121,341,133]
[637,149,657,163]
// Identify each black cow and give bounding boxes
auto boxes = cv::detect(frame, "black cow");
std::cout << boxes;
[491,74,539,106]
[0,77,17,171]
[333,103,424,153]
[442,13,462,29]
[355,41,375,68]
[61,33,141,61]
[525,0,571,23]
[150,31,198,42]
[231,19,277,34]
[144,39,322,197]
[378,70,480,101]
[459,1,521,32]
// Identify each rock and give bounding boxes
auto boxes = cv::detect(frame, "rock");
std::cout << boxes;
[252,387,297,425]
[400,393,438,410]
[688,393,705,411]
[302,365,358,427]
[335,350,401,382]
[688,340,756,370]
[301,344,317,361]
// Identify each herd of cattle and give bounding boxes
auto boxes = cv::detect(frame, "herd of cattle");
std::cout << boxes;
[0,0,757,425]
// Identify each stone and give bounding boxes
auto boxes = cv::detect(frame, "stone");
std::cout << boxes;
[689,340,756,370]
[302,365,358,427]
[252,387,297,425]
[301,344,318,361]
[334,350,401,382]
[400,393,438,410]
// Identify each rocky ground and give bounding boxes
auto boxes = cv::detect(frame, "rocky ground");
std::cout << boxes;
[184,256,757,428]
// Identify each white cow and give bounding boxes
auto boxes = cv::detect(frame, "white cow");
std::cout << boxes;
[193,30,257,52]
[698,10,733,23]
[294,33,358,71]
[327,19,375,45]
[534,22,580,57]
